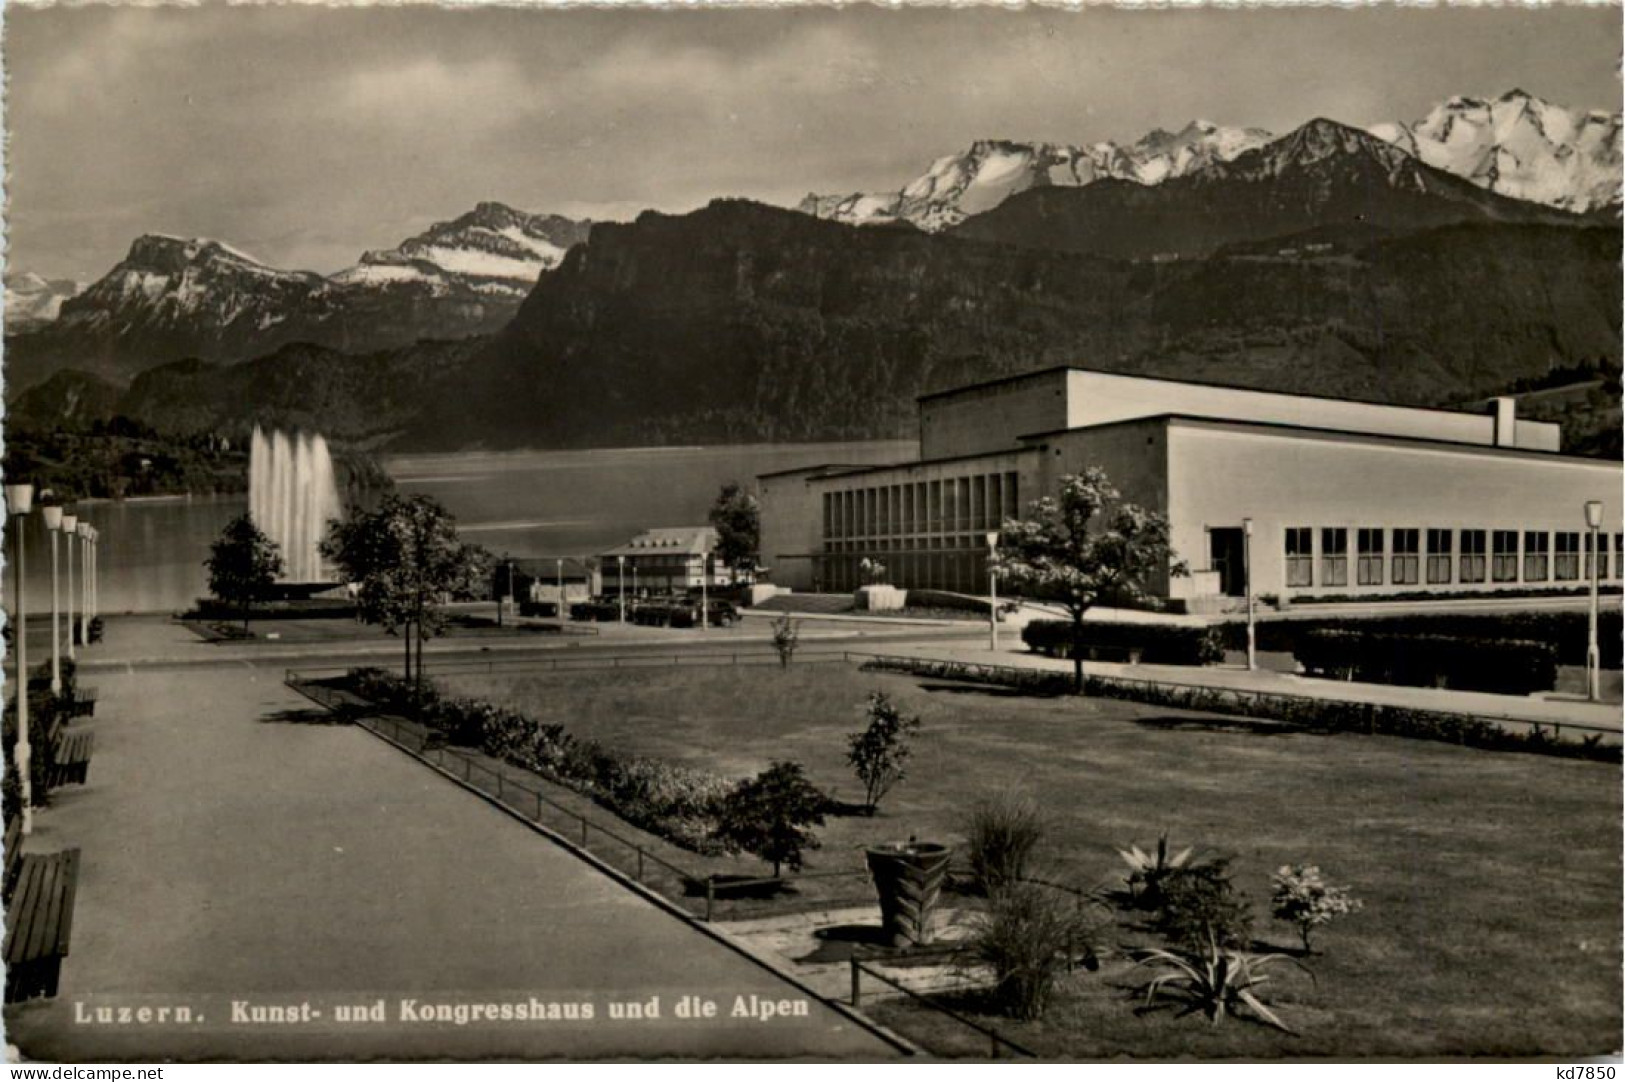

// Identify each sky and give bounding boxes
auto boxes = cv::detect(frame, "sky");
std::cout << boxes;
[4,3,1620,281]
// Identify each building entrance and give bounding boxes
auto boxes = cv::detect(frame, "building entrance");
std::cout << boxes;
[1209,527,1248,597]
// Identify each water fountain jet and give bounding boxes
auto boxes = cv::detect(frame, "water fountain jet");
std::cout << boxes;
[248,426,343,582]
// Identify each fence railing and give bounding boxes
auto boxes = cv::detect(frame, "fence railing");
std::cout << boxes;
[848,958,1036,1059]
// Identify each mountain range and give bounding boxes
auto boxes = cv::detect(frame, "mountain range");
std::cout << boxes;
[4,202,589,391]
[5,93,1620,457]
[804,89,1620,231]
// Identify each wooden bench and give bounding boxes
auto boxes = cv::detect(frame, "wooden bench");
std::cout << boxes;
[65,687,97,719]
[4,818,22,901]
[50,731,94,787]
[43,715,94,789]
[4,848,80,1002]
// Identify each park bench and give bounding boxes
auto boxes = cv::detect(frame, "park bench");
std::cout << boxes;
[65,686,98,719]
[4,818,22,899]
[4,847,81,1003]
[43,715,94,789]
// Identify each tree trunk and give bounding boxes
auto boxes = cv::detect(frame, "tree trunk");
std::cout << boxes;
[403,627,412,682]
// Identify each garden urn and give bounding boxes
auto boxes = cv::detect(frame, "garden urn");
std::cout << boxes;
[864,841,952,947]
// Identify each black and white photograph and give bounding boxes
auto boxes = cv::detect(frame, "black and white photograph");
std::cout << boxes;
[0,0,1621,1065]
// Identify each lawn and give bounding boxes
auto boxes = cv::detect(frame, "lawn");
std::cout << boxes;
[435,662,1621,1059]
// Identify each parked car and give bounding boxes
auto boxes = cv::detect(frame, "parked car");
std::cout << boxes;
[669,598,739,628]
[569,598,622,622]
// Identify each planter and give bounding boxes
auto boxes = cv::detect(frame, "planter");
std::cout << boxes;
[865,841,952,947]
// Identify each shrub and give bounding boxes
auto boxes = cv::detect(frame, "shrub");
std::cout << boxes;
[1269,864,1363,953]
[1117,832,1195,909]
[961,793,1045,894]
[846,692,922,815]
[1137,935,1302,1033]
[713,761,828,876]
[1154,859,1254,952]
[1221,611,1622,670]
[770,614,801,668]
[1022,620,1225,666]
[1295,630,1558,695]
[966,881,1104,1021]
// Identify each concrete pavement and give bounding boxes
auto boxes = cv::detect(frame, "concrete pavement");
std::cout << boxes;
[4,665,903,1061]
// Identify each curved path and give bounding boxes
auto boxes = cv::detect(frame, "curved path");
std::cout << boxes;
[5,666,900,1061]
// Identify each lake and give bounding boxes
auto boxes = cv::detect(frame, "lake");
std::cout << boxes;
[16,441,915,615]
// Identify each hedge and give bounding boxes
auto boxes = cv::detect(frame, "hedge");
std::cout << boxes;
[1022,619,1226,666]
[1294,631,1558,696]
[857,656,1618,763]
[1219,610,1622,669]
[345,668,733,853]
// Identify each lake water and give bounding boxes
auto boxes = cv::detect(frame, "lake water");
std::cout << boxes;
[13,441,916,615]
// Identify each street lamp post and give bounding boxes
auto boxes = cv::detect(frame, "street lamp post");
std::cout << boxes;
[6,483,35,834]
[76,522,92,648]
[1243,517,1256,673]
[1586,500,1604,702]
[41,504,63,694]
[62,513,77,659]
[985,531,1000,652]
[701,553,710,632]
[556,558,564,619]
[618,556,627,623]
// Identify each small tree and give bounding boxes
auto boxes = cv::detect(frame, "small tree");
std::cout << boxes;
[321,494,490,685]
[708,482,761,583]
[846,692,922,815]
[713,761,827,877]
[205,514,284,630]
[1270,864,1362,953]
[992,468,1186,693]
[770,614,800,668]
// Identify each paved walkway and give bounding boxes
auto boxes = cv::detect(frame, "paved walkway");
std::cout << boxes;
[4,666,901,1061]
[859,640,1624,734]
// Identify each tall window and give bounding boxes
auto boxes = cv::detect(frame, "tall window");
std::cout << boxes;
[928,481,942,532]
[1321,528,1348,588]
[1492,530,1518,582]
[1392,529,1420,586]
[1555,532,1580,581]
[1357,528,1385,586]
[1459,530,1486,584]
[1004,472,1020,519]
[1285,527,1313,588]
[1616,534,1623,581]
[1425,529,1453,585]
[1585,532,1606,581]
[1524,531,1549,582]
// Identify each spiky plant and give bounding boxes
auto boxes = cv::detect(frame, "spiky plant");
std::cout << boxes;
[1136,932,1305,1034]
[1117,831,1193,907]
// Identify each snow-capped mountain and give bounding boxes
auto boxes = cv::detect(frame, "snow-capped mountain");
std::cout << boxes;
[799,121,1273,231]
[5,203,591,391]
[1369,89,1621,215]
[4,272,84,329]
[953,118,1583,260]
[334,202,591,298]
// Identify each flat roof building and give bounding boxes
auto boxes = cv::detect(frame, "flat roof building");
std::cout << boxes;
[757,367,1622,607]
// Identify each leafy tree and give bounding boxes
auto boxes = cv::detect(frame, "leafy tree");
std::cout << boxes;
[713,761,827,877]
[321,494,490,685]
[992,468,1186,693]
[205,514,284,630]
[846,692,922,815]
[708,482,761,581]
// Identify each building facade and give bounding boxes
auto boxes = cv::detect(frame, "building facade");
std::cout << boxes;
[599,527,733,594]
[757,367,1623,605]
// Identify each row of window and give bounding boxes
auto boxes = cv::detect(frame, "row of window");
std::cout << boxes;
[1282,527,1624,589]
[817,544,989,594]
[822,472,1020,541]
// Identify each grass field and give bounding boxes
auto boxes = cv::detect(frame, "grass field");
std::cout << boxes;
[436,662,1621,1058]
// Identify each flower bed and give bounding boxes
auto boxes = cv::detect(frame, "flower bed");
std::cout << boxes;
[857,656,1618,762]
[345,668,733,853]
